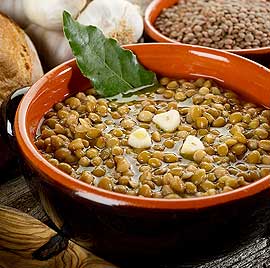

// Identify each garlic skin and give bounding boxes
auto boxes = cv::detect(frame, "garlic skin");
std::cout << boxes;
[25,24,73,68]
[127,0,153,14]
[77,0,144,44]
[0,0,144,68]
[23,0,87,31]
[0,0,29,28]
[128,128,152,149]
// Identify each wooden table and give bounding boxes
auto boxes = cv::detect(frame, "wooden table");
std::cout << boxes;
[1,175,270,267]
[0,176,118,268]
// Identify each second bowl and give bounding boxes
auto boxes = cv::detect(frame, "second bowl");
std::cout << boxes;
[145,0,270,65]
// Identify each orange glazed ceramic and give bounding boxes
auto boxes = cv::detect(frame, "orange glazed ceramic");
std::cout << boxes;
[14,44,270,266]
[145,0,270,64]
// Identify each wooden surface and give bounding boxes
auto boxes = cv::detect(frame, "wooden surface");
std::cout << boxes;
[1,176,270,267]
[1,0,270,266]
[0,176,47,222]
[0,204,116,268]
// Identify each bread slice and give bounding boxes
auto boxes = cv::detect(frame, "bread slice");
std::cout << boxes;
[0,13,43,105]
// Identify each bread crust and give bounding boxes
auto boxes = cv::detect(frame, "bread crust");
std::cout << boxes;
[0,13,35,104]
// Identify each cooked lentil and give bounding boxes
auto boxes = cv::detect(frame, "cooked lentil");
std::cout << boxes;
[154,0,270,50]
[36,76,270,199]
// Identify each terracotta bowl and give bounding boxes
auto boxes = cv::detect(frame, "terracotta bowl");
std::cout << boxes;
[14,43,270,265]
[145,0,270,65]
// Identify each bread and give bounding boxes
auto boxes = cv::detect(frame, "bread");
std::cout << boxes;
[0,13,43,105]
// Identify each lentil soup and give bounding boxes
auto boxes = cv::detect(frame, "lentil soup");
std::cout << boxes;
[35,77,270,199]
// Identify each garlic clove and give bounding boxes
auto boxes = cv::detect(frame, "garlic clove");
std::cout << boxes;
[23,0,87,31]
[128,128,152,149]
[77,0,143,44]
[153,110,180,132]
[180,135,205,159]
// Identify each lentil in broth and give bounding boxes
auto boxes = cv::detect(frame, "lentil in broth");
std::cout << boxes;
[35,77,270,198]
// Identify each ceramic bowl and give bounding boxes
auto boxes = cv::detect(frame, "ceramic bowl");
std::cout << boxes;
[14,43,270,266]
[144,0,270,65]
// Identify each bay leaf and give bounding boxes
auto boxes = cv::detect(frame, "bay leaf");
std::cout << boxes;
[63,11,156,97]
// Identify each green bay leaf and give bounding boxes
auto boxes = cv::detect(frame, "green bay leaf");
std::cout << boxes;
[63,11,157,97]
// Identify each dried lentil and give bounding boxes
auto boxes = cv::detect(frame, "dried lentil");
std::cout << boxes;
[155,0,270,50]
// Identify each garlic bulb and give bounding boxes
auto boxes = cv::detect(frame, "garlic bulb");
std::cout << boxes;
[23,0,87,31]
[25,24,72,68]
[0,0,144,68]
[0,0,29,27]
[77,0,144,45]
[127,0,153,14]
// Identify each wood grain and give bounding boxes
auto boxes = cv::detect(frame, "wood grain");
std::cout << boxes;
[1,177,270,267]
[0,205,117,268]
[0,176,48,222]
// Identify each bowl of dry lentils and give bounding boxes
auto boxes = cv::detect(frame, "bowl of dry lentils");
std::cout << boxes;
[14,43,270,262]
[145,0,270,59]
